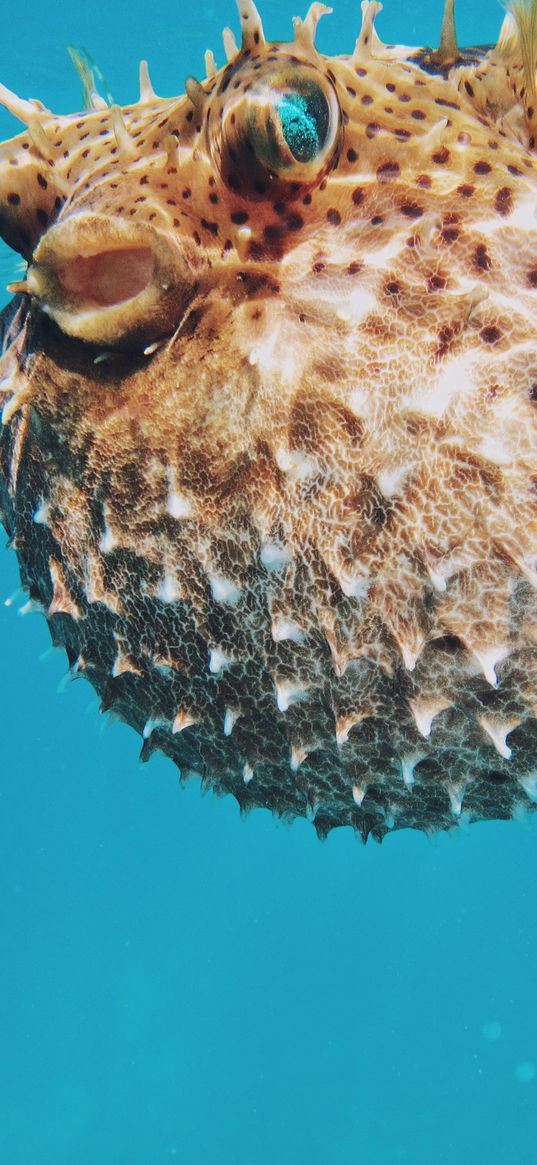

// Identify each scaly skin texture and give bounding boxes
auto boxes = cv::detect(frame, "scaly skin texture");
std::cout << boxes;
[0,1,536,840]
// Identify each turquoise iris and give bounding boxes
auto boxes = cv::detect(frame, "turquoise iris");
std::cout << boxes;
[276,89,329,163]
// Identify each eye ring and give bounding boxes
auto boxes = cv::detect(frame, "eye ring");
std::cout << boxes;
[209,60,341,197]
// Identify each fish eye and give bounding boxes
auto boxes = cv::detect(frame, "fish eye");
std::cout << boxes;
[212,63,341,195]
[248,78,333,171]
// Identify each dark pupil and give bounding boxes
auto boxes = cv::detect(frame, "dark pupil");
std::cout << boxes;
[276,86,329,163]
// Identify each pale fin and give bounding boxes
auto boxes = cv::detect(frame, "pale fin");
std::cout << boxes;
[507,0,537,96]
[67,46,113,109]
[236,0,265,50]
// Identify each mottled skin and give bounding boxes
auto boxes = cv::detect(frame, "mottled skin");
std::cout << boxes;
[0,1,536,840]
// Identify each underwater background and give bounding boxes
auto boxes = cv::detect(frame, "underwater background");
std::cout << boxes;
[0,0,536,1161]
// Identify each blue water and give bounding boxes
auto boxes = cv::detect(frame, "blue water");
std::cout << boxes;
[0,2,536,1162]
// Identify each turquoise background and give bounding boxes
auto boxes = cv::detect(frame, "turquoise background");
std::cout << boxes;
[0,2,536,1161]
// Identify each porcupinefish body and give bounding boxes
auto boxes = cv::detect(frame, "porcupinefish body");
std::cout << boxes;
[0,0,536,840]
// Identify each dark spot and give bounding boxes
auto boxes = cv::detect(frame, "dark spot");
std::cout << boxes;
[303,193,312,205]
[432,148,450,165]
[36,208,48,227]
[346,86,357,98]
[264,224,284,241]
[398,93,410,102]
[384,280,401,296]
[480,325,501,344]
[400,202,423,218]
[361,94,373,106]
[7,192,20,205]
[347,260,362,274]
[366,123,380,137]
[495,186,513,215]
[386,82,396,92]
[507,164,523,176]
[436,324,455,359]
[528,270,537,287]
[416,173,431,188]
[193,230,201,245]
[393,128,411,141]
[457,183,475,197]
[313,261,325,273]
[200,218,218,237]
[371,215,383,226]
[434,97,460,110]
[474,160,492,174]
[352,187,365,205]
[347,148,358,163]
[327,208,341,226]
[529,383,537,403]
[209,192,219,204]
[286,213,304,231]
[182,188,192,199]
[411,109,426,120]
[440,225,459,243]
[376,161,400,182]
[231,210,249,225]
[427,273,446,291]
[474,243,492,271]
[464,80,475,97]
[37,173,48,190]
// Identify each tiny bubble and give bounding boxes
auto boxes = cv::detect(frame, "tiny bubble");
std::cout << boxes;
[515,1061,535,1083]
[482,1021,502,1041]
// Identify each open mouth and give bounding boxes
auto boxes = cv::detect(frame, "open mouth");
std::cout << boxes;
[56,246,156,308]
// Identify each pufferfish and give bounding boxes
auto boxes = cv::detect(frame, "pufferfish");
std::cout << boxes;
[0,0,536,842]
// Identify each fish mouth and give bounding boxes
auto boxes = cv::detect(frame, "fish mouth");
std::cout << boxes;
[27,214,194,347]
[56,245,156,308]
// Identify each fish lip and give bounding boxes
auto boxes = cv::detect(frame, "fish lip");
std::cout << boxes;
[28,213,195,346]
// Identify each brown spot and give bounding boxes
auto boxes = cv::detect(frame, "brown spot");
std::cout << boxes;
[495,186,513,216]
[435,97,460,110]
[427,273,446,291]
[376,161,400,182]
[361,94,373,106]
[440,225,459,243]
[37,173,48,190]
[457,183,475,197]
[366,123,380,137]
[529,383,537,403]
[480,325,501,344]
[464,80,475,97]
[411,109,426,120]
[474,160,492,174]
[528,270,537,288]
[347,261,362,275]
[416,174,431,188]
[7,192,20,205]
[347,148,358,163]
[435,324,457,359]
[313,261,326,274]
[327,208,341,226]
[507,164,523,177]
[432,148,450,165]
[384,280,401,296]
[400,203,423,219]
[352,187,365,205]
[474,243,492,271]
